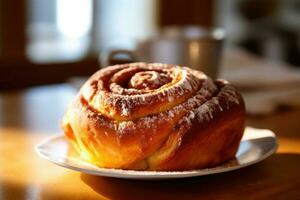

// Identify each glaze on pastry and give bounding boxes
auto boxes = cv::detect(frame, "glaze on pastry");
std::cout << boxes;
[62,63,245,171]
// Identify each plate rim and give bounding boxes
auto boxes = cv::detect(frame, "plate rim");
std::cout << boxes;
[35,127,278,179]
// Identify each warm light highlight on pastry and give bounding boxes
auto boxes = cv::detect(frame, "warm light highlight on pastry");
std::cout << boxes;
[62,63,245,171]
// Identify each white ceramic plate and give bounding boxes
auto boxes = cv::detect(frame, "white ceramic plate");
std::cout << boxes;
[36,127,277,180]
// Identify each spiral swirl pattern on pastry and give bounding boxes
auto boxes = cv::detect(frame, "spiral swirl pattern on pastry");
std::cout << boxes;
[62,63,245,170]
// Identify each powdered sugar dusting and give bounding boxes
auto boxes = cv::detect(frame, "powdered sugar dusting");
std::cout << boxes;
[89,63,207,120]
[80,63,242,137]
[222,86,240,105]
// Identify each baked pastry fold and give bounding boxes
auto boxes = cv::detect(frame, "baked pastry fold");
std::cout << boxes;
[62,63,245,170]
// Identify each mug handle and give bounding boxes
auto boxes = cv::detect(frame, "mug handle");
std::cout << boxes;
[101,50,136,67]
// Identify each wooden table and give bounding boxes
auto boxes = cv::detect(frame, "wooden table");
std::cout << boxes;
[0,84,300,200]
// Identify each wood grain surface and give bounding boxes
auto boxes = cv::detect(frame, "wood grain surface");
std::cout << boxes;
[0,84,299,200]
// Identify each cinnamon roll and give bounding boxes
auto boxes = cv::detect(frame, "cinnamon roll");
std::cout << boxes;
[62,63,245,171]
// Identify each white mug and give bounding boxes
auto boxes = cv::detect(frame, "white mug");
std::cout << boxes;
[102,26,225,79]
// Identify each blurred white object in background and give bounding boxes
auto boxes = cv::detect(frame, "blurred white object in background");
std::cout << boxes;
[97,0,157,52]
[57,0,92,39]
[220,47,300,115]
[27,0,92,63]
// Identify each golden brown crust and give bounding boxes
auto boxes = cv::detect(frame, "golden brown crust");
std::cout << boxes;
[62,63,245,171]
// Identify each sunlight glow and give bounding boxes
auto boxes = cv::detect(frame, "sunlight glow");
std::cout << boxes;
[57,0,92,38]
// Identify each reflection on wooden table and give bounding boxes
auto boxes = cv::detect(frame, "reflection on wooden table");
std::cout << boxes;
[0,84,300,200]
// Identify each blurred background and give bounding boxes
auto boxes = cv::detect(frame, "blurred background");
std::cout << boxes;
[0,0,300,132]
